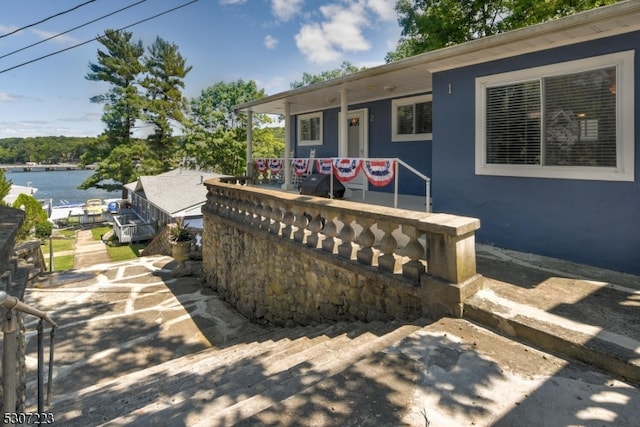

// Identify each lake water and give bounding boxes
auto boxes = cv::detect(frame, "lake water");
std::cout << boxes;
[7,169,121,206]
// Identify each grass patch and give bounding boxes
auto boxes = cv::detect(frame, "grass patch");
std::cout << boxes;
[46,254,74,272]
[91,226,112,241]
[106,243,145,262]
[42,237,74,256]
[57,229,76,239]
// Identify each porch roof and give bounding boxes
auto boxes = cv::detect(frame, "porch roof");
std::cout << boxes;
[235,0,640,117]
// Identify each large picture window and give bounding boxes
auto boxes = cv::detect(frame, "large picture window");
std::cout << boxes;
[476,51,634,181]
[298,112,323,146]
[392,94,433,142]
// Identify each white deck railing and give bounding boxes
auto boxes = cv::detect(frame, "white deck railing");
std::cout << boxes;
[252,157,431,212]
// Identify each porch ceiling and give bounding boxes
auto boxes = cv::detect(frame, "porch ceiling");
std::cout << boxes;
[235,0,640,117]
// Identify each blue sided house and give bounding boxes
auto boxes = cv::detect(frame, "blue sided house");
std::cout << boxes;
[235,1,640,275]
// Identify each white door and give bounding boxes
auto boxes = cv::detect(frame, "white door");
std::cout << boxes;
[344,108,368,191]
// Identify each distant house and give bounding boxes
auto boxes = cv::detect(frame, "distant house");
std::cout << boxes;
[235,1,640,275]
[124,169,224,229]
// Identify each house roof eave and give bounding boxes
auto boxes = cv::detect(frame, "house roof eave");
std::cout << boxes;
[235,1,640,117]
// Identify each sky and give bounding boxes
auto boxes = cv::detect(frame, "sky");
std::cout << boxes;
[0,0,402,139]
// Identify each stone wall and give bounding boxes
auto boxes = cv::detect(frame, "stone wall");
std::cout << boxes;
[201,179,483,327]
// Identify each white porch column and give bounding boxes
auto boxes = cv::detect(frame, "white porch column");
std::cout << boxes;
[246,110,253,178]
[282,101,293,190]
[339,89,348,157]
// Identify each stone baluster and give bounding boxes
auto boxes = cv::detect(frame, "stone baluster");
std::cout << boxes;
[306,209,324,249]
[281,204,295,240]
[402,224,426,282]
[293,207,309,243]
[237,193,249,224]
[260,201,272,230]
[378,221,401,274]
[269,201,283,236]
[321,213,339,254]
[337,214,357,259]
[248,194,260,226]
[219,189,231,218]
[356,218,377,266]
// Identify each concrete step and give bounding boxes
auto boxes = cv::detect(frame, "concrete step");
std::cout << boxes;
[464,288,640,385]
[48,322,340,422]
[50,320,424,426]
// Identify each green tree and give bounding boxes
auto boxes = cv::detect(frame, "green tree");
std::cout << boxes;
[83,30,191,195]
[140,36,192,170]
[386,0,619,61]
[290,61,365,89]
[86,29,145,147]
[80,142,151,197]
[184,80,267,174]
[189,80,267,132]
[0,168,12,206]
[12,194,48,241]
[252,127,285,159]
[82,29,145,195]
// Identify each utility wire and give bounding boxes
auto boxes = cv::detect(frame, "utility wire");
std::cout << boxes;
[0,0,148,60]
[0,0,98,39]
[0,0,199,75]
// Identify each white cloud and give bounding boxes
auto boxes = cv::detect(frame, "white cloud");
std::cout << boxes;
[0,92,17,102]
[219,0,246,5]
[0,24,18,35]
[295,22,341,64]
[366,0,396,21]
[28,28,77,44]
[272,0,304,22]
[264,34,278,50]
[295,1,373,64]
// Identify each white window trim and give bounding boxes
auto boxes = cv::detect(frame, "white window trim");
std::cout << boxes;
[297,112,323,146]
[475,50,634,182]
[391,94,433,142]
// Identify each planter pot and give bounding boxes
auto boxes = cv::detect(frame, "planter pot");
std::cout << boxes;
[171,240,192,268]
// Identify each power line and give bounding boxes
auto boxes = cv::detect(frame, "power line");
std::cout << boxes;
[0,0,199,75]
[0,0,148,60]
[0,0,98,39]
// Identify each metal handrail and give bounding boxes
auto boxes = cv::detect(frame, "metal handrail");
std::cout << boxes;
[0,291,58,421]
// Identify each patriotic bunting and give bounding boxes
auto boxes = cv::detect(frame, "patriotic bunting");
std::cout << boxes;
[292,158,309,176]
[315,159,333,175]
[332,158,363,182]
[268,158,283,174]
[254,158,268,173]
[363,160,396,187]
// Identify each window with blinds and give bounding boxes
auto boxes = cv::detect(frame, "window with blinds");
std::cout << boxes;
[476,50,633,181]
[486,68,616,167]
[392,94,433,141]
[298,112,323,146]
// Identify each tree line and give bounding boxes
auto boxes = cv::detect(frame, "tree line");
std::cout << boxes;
[0,136,95,165]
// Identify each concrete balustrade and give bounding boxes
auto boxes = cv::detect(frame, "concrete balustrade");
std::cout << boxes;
[202,178,483,325]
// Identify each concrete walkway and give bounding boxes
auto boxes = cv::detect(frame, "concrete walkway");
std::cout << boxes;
[73,228,111,269]
[20,241,640,426]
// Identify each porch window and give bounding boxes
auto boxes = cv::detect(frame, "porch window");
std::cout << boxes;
[298,112,323,146]
[392,94,433,142]
[476,50,634,181]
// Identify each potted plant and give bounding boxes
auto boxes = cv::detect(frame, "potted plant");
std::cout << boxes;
[169,217,192,268]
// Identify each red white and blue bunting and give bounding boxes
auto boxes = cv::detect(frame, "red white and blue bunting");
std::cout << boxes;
[315,159,333,175]
[363,160,396,187]
[268,158,283,174]
[254,158,268,173]
[292,158,309,176]
[332,158,363,182]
